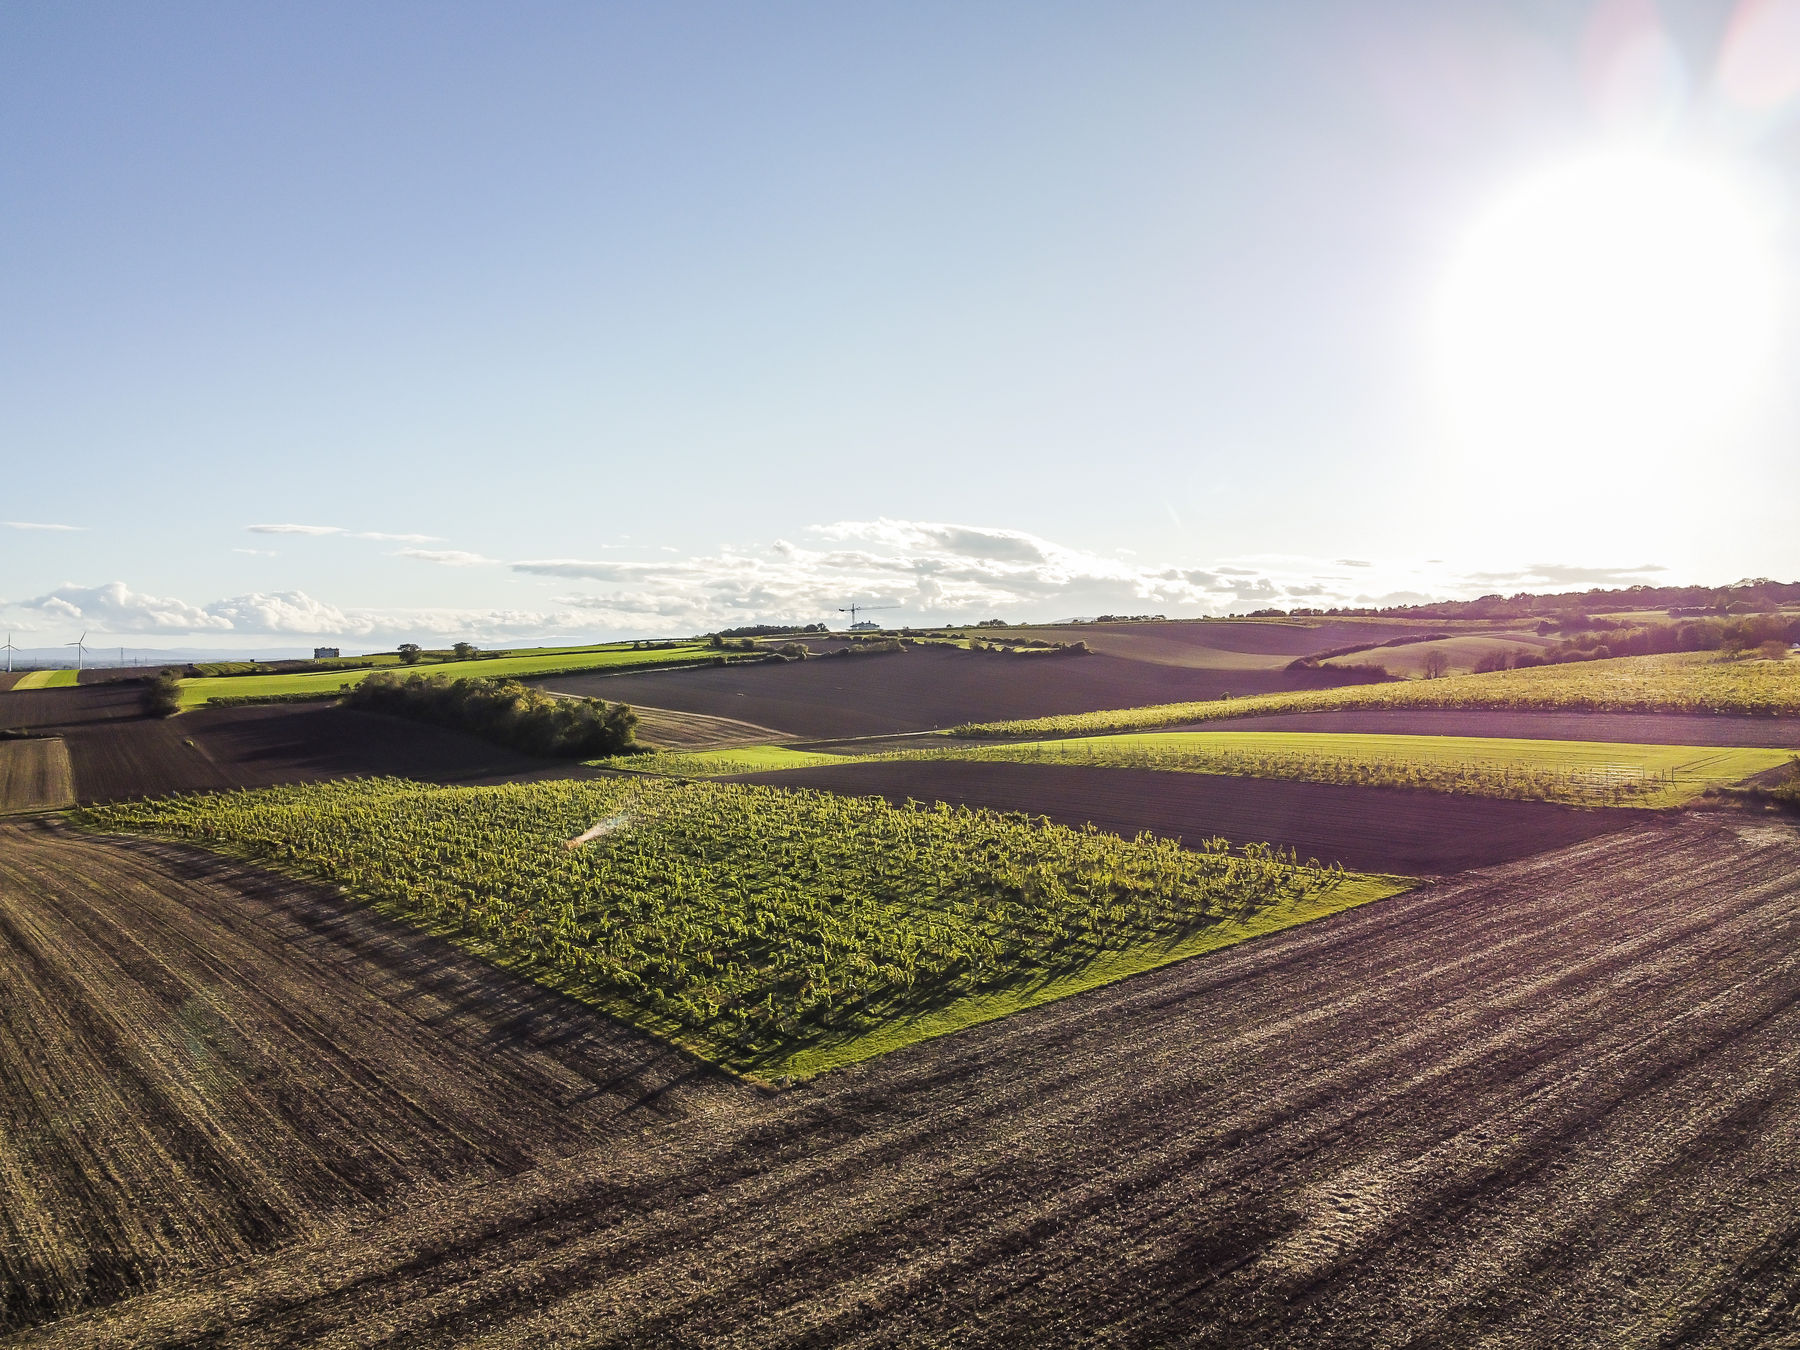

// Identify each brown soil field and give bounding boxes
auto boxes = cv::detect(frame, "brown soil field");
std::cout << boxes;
[0,683,149,731]
[629,704,794,749]
[74,666,181,686]
[0,686,590,803]
[0,738,75,813]
[1325,631,1553,678]
[543,646,1383,741]
[990,617,1430,667]
[6,814,1799,1345]
[0,672,21,693]
[726,760,1636,875]
[1162,707,1800,748]
[59,704,588,803]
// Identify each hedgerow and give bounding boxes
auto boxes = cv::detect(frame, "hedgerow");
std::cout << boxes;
[347,671,637,757]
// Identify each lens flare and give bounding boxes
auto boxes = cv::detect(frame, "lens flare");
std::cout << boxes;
[1434,150,1780,474]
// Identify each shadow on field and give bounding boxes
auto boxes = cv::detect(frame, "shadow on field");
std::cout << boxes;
[94,824,729,1115]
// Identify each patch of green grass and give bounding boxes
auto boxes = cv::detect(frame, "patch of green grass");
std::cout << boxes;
[177,643,718,708]
[952,652,1800,737]
[75,776,1409,1080]
[598,745,850,777]
[10,669,79,690]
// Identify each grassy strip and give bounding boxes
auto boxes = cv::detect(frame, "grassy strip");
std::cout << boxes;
[10,670,80,691]
[615,731,1794,807]
[599,745,850,777]
[74,777,1405,1080]
[178,644,719,708]
[949,652,1800,737]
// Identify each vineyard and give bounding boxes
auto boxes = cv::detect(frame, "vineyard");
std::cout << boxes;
[607,732,1791,807]
[951,652,1800,738]
[75,777,1402,1077]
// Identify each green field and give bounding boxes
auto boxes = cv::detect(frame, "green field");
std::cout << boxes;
[606,745,850,777]
[76,777,1408,1079]
[178,643,719,707]
[604,731,1793,807]
[9,669,80,691]
[952,652,1800,737]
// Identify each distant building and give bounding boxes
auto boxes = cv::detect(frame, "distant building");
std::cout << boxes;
[313,647,341,659]
[850,621,881,631]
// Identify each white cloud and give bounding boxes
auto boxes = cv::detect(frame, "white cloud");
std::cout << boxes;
[14,582,373,636]
[3,521,83,531]
[233,547,277,557]
[247,523,440,543]
[394,548,497,567]
[9,523,1668,648]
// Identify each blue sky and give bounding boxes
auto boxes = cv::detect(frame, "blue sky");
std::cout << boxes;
[4,1,1797,651]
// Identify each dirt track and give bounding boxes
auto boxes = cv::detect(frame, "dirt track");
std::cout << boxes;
[7,814,1800,1345]
[728,760,1638,874]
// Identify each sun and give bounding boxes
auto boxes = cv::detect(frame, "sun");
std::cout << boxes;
[1434,150,1780,473]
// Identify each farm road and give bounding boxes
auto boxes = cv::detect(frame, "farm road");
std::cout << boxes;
[6,815,1800,1346]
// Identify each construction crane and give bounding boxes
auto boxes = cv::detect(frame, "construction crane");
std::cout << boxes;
[66,630,88,671]
[837,602,899,628]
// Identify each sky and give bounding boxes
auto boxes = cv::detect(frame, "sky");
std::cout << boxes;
[4,0,1799,654]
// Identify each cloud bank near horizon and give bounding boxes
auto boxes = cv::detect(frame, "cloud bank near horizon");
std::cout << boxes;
[1,518,1678,644]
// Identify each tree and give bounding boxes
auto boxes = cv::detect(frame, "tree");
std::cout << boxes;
[1421,648,1451,680]
[452,642,478,660]
[398,643,423,665]
[144,669,182,717]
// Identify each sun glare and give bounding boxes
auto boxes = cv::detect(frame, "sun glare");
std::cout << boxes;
[1435,150,1780,470]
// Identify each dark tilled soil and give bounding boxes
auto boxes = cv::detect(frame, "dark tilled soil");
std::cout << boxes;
[726,760,1637,875]
[0,683,149,730]
[0,687,592,802]
[1165,706,1800,748]
[542,647,1376,741]
[6,815,1800,1346]
[63,705,594,803]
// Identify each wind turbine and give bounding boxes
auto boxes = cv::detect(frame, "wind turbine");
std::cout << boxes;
[2,633,14,673]
[66,631,88,671]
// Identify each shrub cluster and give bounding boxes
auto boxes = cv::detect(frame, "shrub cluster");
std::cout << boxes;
[144,669,183,717]
[347,671,637,758]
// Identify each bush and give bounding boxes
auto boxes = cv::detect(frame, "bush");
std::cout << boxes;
[346,672,637,757]
[144,669,183,718]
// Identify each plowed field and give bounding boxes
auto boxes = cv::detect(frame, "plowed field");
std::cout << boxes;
[0,684,592,802]
[0,738,74,813]
[728,760,1637,874]
[6,815,1800,1345]
[544,646,1378,741]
